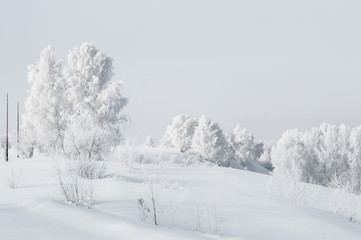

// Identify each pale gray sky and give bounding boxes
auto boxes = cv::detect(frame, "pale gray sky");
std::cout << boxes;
[0,0,360,142]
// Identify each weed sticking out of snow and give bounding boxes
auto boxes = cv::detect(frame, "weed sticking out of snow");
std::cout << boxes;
[137,197,150,222]
[0,162,22,189]
[193,200,224,235]
[135,172,225,235]
[136,174,190,228]
[163,184,188,228]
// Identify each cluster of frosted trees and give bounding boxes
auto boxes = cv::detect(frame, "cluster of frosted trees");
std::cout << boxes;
[22,43,128,161]
[272,123,361,193]
[160,115,263,168]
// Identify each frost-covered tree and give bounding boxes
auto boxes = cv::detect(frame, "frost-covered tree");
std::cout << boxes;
[348,126,361,193]
[271,129,318,183]
[63,42,128,162]
[270,130,318,205]
[227,125,263,168]
[257,142,274,171]
[271,124,358,188]
[192,115,233,166]
[159,132,173,148]
[22,45,66,156]
[161,115,198,153]
[317,123,350,184]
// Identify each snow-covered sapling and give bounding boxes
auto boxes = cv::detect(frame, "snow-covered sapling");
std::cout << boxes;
[148,177,159,226]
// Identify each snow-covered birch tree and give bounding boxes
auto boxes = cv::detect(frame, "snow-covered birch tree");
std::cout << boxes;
[22,45,66,156]
[63,42,129,162]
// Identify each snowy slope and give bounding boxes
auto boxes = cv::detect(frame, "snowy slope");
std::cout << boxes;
[1,150,361,240]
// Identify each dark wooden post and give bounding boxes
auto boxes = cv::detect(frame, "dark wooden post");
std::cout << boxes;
[5,92,8,162]
[17,102,19,158]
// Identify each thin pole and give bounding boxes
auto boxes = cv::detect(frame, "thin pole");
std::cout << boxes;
[17,102,19,158]
[5,92,8,162]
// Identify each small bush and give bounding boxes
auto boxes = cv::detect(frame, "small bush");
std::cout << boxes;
[329,175,359,222]
[268,162,316,205]
[55,160,96,207]
[113,141,144,173]
[2,162,21,189]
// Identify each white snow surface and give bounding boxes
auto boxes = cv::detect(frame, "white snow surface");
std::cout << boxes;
[1,148,361,240]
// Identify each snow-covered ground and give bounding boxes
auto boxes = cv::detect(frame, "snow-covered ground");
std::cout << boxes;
[1,148,361,240]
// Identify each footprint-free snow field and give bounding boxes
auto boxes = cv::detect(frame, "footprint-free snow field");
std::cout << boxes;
[1,150,361,240]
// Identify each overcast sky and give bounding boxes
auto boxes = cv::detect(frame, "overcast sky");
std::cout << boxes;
[0,0,360,142]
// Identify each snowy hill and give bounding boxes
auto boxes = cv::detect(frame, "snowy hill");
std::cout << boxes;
[1,149,361,240]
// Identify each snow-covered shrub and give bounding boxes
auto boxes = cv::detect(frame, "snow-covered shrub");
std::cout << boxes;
[22,45,66,155]
[1,162,21,189]
[269,161,315,205]
[152,154,163,165]
[192,115,233,166]
[55,160,95,207]
[76,157,106,179]
[181,153,204,167]
[63,42,129,162]
[162,153,204,166]
[161,115,198,153]
[112,140,144,173]
[20,131,36,158]
[329,174,359,222]
[144,135,155,148]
